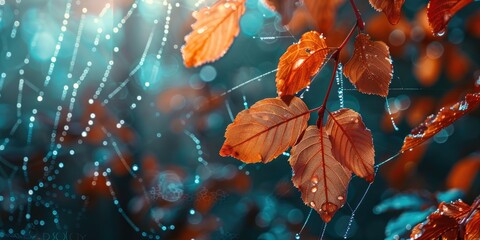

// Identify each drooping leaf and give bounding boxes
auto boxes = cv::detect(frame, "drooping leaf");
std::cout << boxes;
[466,212,480,240]
[427,0,473,36]
[401,93,480,152]
[261,0,299,25]
[220,96,310,163]
[303,0,345,32]
[182,0,246,67]
[325,108,375,181]
[343,33,393,97]
[447,156,480,193]
[385,209,433,240]
[369,0,405,25]
[289,125,352,222]
[276,31,331,97]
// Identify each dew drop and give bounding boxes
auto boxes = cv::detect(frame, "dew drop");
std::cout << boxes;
[311,176,318,184]
[337,196,344,201]
[436,30,446,37]
[311,187,317,193]
[295,233,300,239]
[309,201,316,207]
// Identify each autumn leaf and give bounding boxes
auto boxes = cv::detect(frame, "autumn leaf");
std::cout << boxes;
[289,125,352,222]
[411,212,460,239]
[343,33,393,97]
[466,212,480,240]
[325,108,375,182]
[401,93,480,152]
[410,201,471,240]
[182,0,246,68]
[369,0,405,25]
[427,0,473,36]
[261,0,299,25]
[447,156,480,194]
[220,96,310,163]
[276,31,331,97]
[303,0,345,32]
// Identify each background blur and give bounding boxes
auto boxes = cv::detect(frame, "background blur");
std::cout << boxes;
[0,0,479,239]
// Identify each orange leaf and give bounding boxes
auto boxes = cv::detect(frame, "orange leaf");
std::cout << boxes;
[220,96,310,163]
[303,0,345,32]
[343,33,393,97]
[181,0,246,67]
[261,0,299,25]
[446,156,480,193]
[289,125,352,222]
[369,0,405,25]
[427,0,473,36]
[276,31,331,97]
[401,93,480,152]
[325,109,375,182]
[466,212,480,240]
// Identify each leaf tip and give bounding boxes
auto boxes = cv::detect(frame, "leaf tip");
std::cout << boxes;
[365,174,375,183]
[318,202,338,223]
[219,144,235,157]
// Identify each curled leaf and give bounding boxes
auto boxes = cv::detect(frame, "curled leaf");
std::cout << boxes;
[289,125,351,222]
[427,0,473,36]
[276,31,331,97]
[182,0,246,67]
[220,96,310,163]
[401,93,480,152]
[343,33,393,97]
[369,0,405,25]
[325,108,375,182]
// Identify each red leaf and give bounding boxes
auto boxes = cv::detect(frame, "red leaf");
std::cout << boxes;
[466,212,480,240]
[401,93,480,152]
[343,33,393,97]
[427,0,473,36]
[410,213,460,239]
[276,31,331,97]
[369,0,405,25]
[438,201,471,220]
[261,0,299,25]
[325,109,375,182]
[182,0,246,67]
[289,125,352,222]
[303,0,345,32]
[411,201,470,240]
[220,96,310,163]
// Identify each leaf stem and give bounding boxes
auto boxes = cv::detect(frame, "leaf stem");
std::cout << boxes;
[315,22,358,127]
[316,54,340,127]
[349,0,365,30]
[338,22,358,50]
